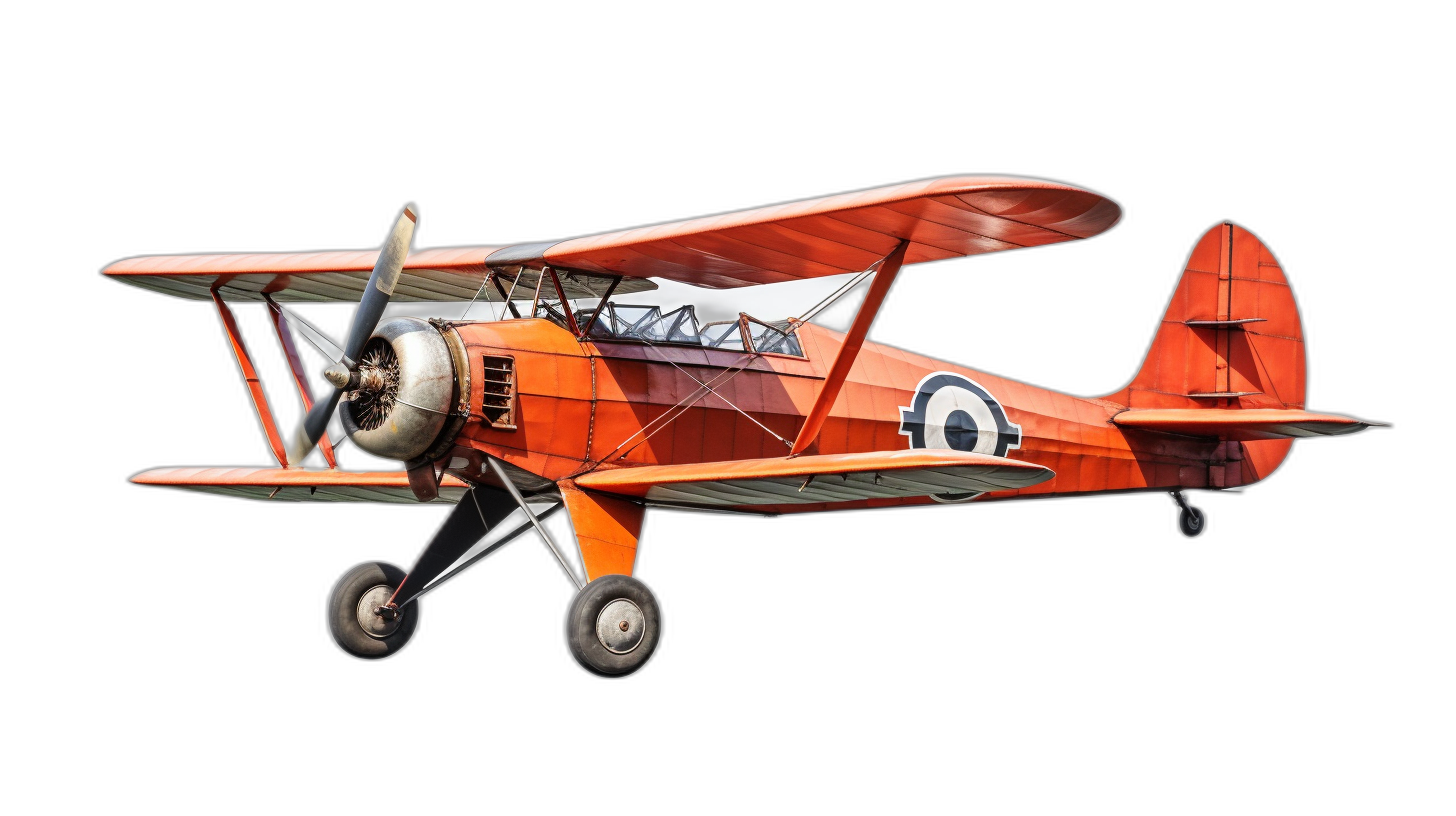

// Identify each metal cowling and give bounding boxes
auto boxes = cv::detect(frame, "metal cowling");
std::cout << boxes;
[341,317,455,462]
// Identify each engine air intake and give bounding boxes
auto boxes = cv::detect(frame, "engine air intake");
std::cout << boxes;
[481,355,516,429]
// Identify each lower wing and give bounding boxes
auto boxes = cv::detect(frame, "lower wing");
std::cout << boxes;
[132,467,470,503]
[573,450,1054,507]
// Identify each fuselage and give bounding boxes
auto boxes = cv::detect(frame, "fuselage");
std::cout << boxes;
[436,317,1255,512]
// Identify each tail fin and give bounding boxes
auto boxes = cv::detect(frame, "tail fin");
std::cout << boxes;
[1114,222,1305,411]
[1108,223,1309,486]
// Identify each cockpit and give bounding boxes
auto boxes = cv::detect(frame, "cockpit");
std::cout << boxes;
[544,302,803,356]
[484,265,805,357]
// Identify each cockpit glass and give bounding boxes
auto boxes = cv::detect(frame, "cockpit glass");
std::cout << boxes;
[509,267,804,356]
[750,320,800,355]
[569,302,803,356]
[699,319,746,350]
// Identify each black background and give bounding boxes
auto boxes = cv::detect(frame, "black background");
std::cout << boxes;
[79,128,1397,719]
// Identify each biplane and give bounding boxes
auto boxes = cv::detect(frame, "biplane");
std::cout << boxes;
[107,176,1383,673]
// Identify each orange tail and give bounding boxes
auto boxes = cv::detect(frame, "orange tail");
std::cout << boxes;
[1108,223,1307,486]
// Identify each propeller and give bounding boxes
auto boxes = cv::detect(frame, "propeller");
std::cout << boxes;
[287,204,417,466]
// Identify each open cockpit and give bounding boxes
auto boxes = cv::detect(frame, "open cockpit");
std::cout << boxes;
[486,265,805,356]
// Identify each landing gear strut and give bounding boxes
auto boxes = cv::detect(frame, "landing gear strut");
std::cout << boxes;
[1171,490,1205,537]
[325,484,547,659]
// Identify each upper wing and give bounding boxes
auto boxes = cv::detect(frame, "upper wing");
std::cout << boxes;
[485,176,1121,289]
[573,449,1054,507]
[132,467,471,503]
[103,247,657,302]
[105,176,1116,299]
[1112,408,1386,441]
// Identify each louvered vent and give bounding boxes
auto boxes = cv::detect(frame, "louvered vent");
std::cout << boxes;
[481,355,516,429]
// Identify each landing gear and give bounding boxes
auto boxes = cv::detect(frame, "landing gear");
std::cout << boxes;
[1171,491,1206,538]
[567,574,661,677]
[1180,506,1206,537]
[328,561,418,658]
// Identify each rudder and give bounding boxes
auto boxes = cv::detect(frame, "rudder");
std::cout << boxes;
[1108,223,1308,485]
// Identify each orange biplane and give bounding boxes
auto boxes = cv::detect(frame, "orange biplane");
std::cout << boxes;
[107,176,1383,673]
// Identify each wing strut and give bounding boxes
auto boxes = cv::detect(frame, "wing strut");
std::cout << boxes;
[578,275,623,338]
[265,295,337,468]
[211,290,288,467]
[789,241,908,456]
[546,267,580,335]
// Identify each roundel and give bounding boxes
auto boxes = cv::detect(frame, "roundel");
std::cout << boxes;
[898,373,1021,457]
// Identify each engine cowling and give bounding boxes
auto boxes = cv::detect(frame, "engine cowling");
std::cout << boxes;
[340,317,459,462]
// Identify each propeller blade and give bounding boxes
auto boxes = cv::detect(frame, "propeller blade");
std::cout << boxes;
[285,204,416,466]
[289,388,344,466]
[344,204,417,364]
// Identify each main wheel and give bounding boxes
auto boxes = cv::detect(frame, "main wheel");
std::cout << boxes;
[1179,506,1206,538]
[328,561,418,659]
[567,574,661,677]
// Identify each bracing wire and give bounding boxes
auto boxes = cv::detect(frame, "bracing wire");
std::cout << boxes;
[264,299,345,362]
[634,335,793,449]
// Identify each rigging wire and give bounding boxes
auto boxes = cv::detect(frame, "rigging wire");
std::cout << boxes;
[264,299,346,362]
[596,352,765,464]
[608,358,762,466]
[634,334,793,449]
[794,265,878,324]
[589,261,889,465]
[459,272,492,321]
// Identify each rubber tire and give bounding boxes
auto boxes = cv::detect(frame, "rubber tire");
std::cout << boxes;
[1179,507,1206,538]
[328,561,418,659]
[567,574,661,677]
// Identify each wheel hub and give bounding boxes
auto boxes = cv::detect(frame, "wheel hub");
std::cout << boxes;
[356,585,403,639]
[595,598,645,654]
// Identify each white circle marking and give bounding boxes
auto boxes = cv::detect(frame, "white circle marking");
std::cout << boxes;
[922,385,999,454]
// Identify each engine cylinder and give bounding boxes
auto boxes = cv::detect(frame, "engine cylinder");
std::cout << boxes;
[341,317,456,462]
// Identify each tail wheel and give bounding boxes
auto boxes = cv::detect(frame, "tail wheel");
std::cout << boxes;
[328,561,419,659]
[567,575,661,676]
[1179,506,1206,537]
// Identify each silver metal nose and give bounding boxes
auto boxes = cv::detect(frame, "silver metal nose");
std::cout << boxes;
[323,363,352,389]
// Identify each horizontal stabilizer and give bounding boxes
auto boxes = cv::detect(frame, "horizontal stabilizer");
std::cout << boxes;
[132,467,470,503]
[574,449,1053,507]
[1112,409,1385,441]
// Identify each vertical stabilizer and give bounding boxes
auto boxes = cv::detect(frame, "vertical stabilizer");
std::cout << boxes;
[1108,223,1308,486]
